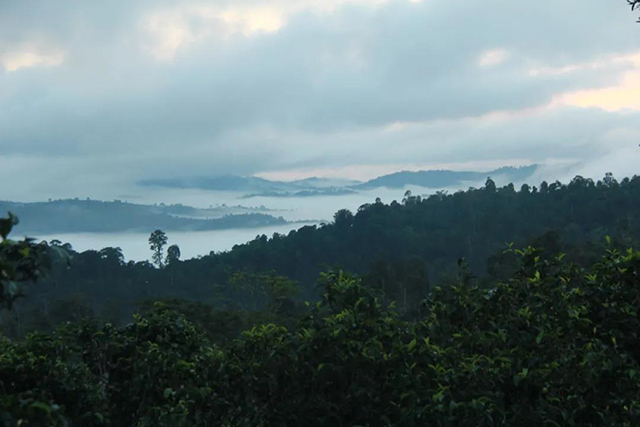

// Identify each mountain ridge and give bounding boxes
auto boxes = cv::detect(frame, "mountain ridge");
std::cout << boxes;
[138,165,538,194]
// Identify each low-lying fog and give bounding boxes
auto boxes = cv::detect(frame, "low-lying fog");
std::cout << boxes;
[28,186,451,262]
[35,223,318,262]
[17,167,567,262]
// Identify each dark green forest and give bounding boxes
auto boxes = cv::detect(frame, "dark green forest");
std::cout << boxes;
[2,173,640,425]
[4,173,639,334]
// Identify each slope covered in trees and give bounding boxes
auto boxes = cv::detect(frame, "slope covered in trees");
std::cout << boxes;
[2,243,640,425]
[2,173,639,334]
[2,173,640,425]
[353,165,537,189]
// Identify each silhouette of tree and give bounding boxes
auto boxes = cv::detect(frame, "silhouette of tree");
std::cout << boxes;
[333,209,354,231]
[484,177,497,192]
[166,244,181,265]
[630,0,640,21]
[148,230,168,268]
[0,213,53,310]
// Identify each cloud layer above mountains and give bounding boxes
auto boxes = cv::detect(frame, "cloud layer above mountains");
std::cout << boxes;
[1,0,639,199]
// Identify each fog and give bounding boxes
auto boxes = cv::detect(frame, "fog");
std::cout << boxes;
[27,185,466,261]
[17,168,594,261]
[34,223,318,263]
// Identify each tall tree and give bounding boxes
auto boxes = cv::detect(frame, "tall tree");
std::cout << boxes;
[333,209,354,231]
[165,244,181,266]
[484,177,497,192]
[148,230,168,268]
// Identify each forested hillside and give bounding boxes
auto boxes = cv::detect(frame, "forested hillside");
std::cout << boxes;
[2,173,639,335]
[3,0,640,424]
[2,212,640,425]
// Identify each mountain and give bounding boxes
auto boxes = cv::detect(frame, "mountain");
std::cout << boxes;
[288,177,362,189]
[138,175,290,192]
[0,199,286,234]
[240,188,357,199]
[27,172,640,313]
[354,165,538,189]
[139,175,361,193]
[138,166,537,194]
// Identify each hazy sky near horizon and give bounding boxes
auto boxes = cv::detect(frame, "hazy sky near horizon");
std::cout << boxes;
[1,0,639,199]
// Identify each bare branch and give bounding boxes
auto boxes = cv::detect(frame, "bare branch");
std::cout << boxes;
[630,0,640,22]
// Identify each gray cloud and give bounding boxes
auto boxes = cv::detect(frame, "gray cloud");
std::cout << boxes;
[0,0,639,196]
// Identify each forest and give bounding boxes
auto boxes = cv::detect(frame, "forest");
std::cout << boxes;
[3,173,639,333]
[1,173,640,425]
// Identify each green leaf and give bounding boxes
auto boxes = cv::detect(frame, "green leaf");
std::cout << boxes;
[536,330,544,344]
[0,212,18,240]
[29,401,51,414]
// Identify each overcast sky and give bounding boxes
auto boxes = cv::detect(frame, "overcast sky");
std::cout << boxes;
[1,0,639,199]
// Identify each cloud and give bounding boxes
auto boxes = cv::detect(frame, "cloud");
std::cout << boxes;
[556,54,640,111]
[0,0,639,199]
[1,49,64,72]
[478,49,509,68]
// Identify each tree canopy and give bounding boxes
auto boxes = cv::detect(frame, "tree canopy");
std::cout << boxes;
[149,230,168,268]
[2,245,640,425]
[2,173,639,334]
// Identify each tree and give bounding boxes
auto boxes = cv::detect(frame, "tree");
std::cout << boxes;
[99,247,124,266]
[630,0,640,21]
[333,209,354,231]
[484,177,497,192]
[148,230,168,268]
[0,213,52,310]
[165,244,181,265]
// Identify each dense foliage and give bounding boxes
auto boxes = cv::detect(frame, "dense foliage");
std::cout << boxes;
[3,173,638,334]
[2,245,640,425]
[0,213,61,310]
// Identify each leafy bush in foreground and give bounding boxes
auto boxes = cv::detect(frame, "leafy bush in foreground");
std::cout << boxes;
[1,245,640,426]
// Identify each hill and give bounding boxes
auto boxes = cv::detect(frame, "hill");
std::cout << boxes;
[0,199,286,234]
[3,172,635,328]
[354,165,538,189]
[137,166,537,194]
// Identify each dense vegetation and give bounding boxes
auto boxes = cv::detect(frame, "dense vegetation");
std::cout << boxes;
[2,173,638,334]
[2,238,640,425]
[353,166,536,190]
[2,172,640,425]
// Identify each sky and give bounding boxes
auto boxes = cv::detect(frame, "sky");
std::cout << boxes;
[1,0,639,200]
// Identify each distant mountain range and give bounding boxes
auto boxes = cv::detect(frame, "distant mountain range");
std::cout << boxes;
[1,199,287,235]
[240,188,358,199]
[138,176,362,193]
[4,165,538,234]
[139,165,538,195]
[354,165,538,189]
